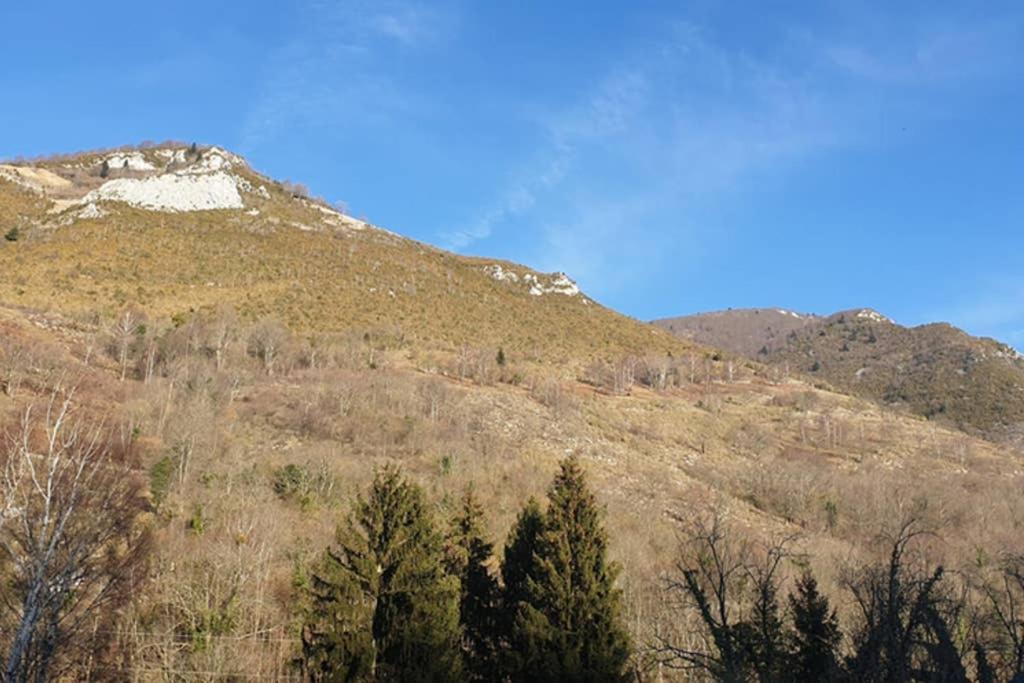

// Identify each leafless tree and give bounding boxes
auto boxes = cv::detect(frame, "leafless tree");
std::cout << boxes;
[110,309,144,382]
[0,389,150,680]
[204,305,239,372]
[842,516,968,682]
[654,510,798,681]
[248,320,289,376]
[973,554,1024,680]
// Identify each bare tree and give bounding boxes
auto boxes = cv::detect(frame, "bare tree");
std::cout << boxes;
[0,389,150,680]
[248,320,289,376]
[842,516,968,682]
[655,510,797,682]
[205,305,239,372]
[974,554,1024,680]
[109,309,143,382]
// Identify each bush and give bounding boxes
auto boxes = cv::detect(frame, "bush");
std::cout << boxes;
[272,462,337,510]
[4,227,20,242]
[273,464,312,508]
[149,456,174,508]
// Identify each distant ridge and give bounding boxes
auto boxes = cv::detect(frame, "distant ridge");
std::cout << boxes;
[655,307,1024,444]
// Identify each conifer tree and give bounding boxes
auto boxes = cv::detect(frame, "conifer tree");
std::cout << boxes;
[500,497,545,677]
[511,456,632,682]
[742,561,787,682]
[446,489,502,681]
[787,571,842,682]
[302,466,462,682]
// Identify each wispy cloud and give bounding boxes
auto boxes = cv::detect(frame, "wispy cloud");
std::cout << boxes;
[445,9,1023,306]
[240,0,455,150]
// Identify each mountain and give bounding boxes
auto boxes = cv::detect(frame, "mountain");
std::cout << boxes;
[0,144,693,369]
[654,307,1024,443]
[2,144,1023,675]
[654,307,822,357]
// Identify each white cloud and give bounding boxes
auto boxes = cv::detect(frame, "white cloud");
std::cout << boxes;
[446,10,1024,306]
[241,0,455,149]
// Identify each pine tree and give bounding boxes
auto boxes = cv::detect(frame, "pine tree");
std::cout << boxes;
[446,489,501,681]
[511,456,632,682]
[787,571,842,682]
[302,466,462,682]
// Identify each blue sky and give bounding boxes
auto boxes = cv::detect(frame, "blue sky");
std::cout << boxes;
[3,1,1023,347]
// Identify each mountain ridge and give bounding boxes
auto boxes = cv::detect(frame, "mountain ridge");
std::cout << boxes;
[654,306,1024,444]
[0,143,703,370]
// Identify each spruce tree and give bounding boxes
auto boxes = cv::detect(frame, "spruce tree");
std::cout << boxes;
[787,571,841,682]
[302,466,462,682]
[500,497,545,677]
[742,565,787,682]
[446,489,502,681]
[511,456,632,682]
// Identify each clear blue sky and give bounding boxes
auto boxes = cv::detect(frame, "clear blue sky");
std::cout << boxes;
[3,1,1023,347]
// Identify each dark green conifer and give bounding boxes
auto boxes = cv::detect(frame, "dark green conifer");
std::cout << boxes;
[446,489,502,681]
[787,571,841,682]
[302,466,462,682]
[510,456,632,682]
[500,497,545,677]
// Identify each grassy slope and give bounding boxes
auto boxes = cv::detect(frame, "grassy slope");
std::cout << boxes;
[0,168,693,370]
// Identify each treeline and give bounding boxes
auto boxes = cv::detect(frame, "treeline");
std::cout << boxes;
[297,461,1024,683]
[656,511,1024,682]
[300,456,632,682]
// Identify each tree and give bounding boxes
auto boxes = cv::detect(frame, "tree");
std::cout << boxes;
[658,512,753,682]
[510,456,631,682]
[3,227,19,242]
[843,517,967,682]
[658,512,794,682]
[500,497,544,675]
[787,571,842,682]
[973,554,1024,681]
[99,159,110,178]
[446,489,501,680]
[302,466,462,682]
[741,542,790,682]
[0,389,150,681]
[203,305,239,371]
[110,309,144,381]
[248,319,289,376]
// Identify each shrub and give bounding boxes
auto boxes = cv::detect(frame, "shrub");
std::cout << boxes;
[150,456,174,508]
[273,463,313,509]
[4,227,20,242]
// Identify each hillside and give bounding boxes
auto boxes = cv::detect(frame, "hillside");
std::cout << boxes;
[2,145,1023,677]
[0,144,696,370]
[655,307,1024,444]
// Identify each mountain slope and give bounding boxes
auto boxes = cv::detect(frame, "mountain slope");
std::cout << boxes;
[2,144,1024,676]
[654,308,1024,443]
[0,145,693,368]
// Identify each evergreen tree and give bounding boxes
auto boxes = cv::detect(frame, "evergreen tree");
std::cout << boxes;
[511,456,632,682]
[500,497,545,677]
[446,489,502,681]
[302,466,462,682]
[742,562,787,682]
[787,571,842,682]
